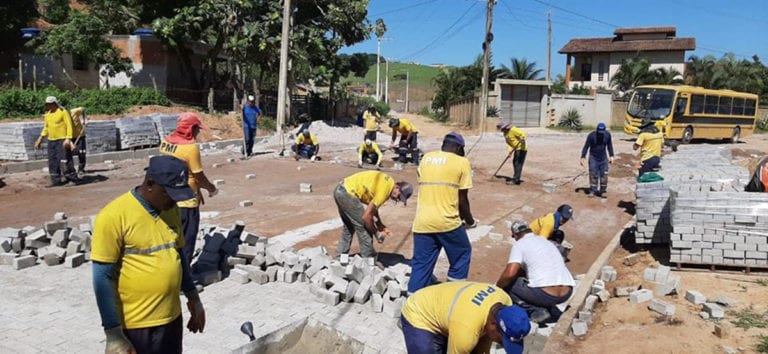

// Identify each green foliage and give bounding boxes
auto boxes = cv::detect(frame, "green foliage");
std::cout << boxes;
[730,306,768,329]
[358,96,390,116]
[1,1,38,52]
[498,58,543,80]
[0,86,170,118]
[259,117,276,132]
[757,335,768,353]
[345,61,441,91]
[609,56,685,92]
[552,74,567,94]
[419,106,446,122]
[756,278,768,286]
[570,84,591,95]
[41,0,71,24]
[558,108,582,130]
[374,18,387,39]
[30,10,133,78]
[686,54,768,101]
[487,106,499,118]
[757,115,768,132]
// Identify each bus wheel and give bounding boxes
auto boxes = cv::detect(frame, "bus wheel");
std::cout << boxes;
[730,127,740,144]
[682,126,694,144]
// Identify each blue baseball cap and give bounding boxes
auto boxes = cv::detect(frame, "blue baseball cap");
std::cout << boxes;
[597,122,606,131]
[146,155,195,202]
[443,132,465,147]
[497,305,531,354]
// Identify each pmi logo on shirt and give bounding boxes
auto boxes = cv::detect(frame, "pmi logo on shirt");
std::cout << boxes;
[422,156,447,165]
[471,285,496,306]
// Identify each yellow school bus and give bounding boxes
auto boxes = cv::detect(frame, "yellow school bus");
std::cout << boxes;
[624,85,759,143]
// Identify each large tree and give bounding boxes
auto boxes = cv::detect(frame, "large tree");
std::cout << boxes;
[498,58,543,80]
[685,54,767,100]
[1,1,38,53]
[609,57,654,92]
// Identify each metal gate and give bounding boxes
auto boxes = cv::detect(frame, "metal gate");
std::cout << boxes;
[499,85,543,127]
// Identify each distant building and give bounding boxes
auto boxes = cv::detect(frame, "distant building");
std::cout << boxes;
[558,26,696,89]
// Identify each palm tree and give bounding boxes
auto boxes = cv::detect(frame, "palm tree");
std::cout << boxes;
[651,67,684,85]
[609,56,653,92]
[498,58,543,80]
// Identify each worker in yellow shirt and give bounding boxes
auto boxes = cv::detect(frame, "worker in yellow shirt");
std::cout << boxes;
[388,117,420,165]
[401,281,530,354]
[91,155,205,353]
[530,204,574,260]
[633,122,664,176]
[363,105,381,141]
[34,96,78,187]
[497,122,528,185]
[292,129,320,161]
[334,171,413,258]
[409,132,477,294]
[159,112,218,269]
[358,139,383,169]
[65,107,87,175]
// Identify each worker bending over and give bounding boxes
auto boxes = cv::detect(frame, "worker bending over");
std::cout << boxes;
[633,121,664,177]
[497,122,527,185]
[358,139,383,169]
[389,117,420,165]
[292,129,320,161]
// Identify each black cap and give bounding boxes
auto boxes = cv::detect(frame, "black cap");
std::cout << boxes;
[558,204,574,220]
[146,156,195,202]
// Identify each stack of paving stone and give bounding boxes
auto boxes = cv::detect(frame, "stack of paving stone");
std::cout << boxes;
[669,188,768,266]
[149,113,180,139]
[84,120,118,153]
[115,116,160,150]
[195,224,410,317]
[0,213,92,270]
[634,145,750,245]
[0,122,44,161]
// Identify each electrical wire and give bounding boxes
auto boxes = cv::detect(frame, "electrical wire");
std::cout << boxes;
[399,1,480,61]
[369,0,440,17]
[529,0,618,28]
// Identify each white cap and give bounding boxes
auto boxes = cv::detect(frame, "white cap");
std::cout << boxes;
[248,95,255,101]
[45,96,57,104]
[365,139,372,146]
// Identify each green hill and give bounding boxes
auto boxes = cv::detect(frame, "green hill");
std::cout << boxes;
[344,62,442,92]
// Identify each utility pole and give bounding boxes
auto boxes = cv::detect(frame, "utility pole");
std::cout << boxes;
[376,37,381,101]
[546,10,552,82]
[478,0,495,132]
[276,0,291,152]
[405,70,410,113]
[385,59,389,105]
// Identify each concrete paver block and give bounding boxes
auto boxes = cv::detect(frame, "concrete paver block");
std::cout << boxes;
[700,311,710,320]
[371,273,388,295]
[282,251,299,266]
[0,227,24,238]
[299,183,312,193]
[79,223,93,233]
[228,269,251,284]
[43,220,67,236]
[25,229,48,249]
[656,274,681,296]
[370,293,384,313]
[685,290,707,305]
[265,266,279,282]
[227,158,236,163]
[0,252,16,265]
[571,320,588,336]
[315,288,340,306]
[284,270,300,283]
[239,200,253,207]
[578,311,593,324]
[614,286,635,297]
[227,257,247,266]
[13,255,37,270]
[383,297,404,318]
[213,179,225,187]
[712,295,736,307]
[11,238,23,253]
[0,239,10,253]
[596,289,611,302]
[583,295,598,311]
[51,229,70,248]
[642,268,657,282]
[241,233,259,246]
[354,275,373,304]
[66,241,82,256]
[344,280,360,302]
[245,174,256,180]
[600,266,617,282]
[629,289,654,304]
[648,299,676,316]
[329,262,346,278]
[703,303,724,318]
[54,212,67,221]
[714,323,727,338]
[339,253,349,265]
[654,265,671,283]
[387,280,401,300]
[622,253,640,266]
[250,254,266,268]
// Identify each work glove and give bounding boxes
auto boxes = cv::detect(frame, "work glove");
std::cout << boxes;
[465,218,479,229]
[376,226,390,244]
[310,155,317,162]
[186,296,206,333]
[208,188,218,198]
[580,158,586,167]
[104,326,135,354]
[358,160,363,168]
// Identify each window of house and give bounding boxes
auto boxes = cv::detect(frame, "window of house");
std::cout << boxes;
[581,63,591,81]
[745,99,757,116]
[732,97,745,115]
[690,95,705,114]
[718,97,732,115]
[598,61,605,81]
[704,95,719,114]
[72,54,88,71]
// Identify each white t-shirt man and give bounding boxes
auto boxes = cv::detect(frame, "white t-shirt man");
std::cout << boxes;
[508,232,575,288]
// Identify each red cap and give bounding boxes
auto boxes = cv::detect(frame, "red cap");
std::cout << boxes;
[178,112,206,129]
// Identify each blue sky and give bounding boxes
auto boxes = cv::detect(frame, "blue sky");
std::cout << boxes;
[340,0,768,76]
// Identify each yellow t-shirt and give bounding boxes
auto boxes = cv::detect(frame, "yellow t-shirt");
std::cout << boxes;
[401,282,512,354]
[70,107,85,139]
[530,213,555,239]
[41,108,73,141]
[363,111,379,132]
[413,151,473,233]
[358,142,383,162]
[342,171,395,207]
[635,131,663,161]
[504,127,527,152]
[159,139,203,208]
[296,132,319,146]
[91,191,184,329]
[394,118,418,135]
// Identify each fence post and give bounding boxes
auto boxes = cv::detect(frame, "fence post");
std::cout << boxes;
[208,88,214,114]
[232,88,238,112]
[32,65,37,91]
[150,74,158,93]
[18,60,23,89]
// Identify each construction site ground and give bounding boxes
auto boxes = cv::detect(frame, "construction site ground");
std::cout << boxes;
[1,110,767,352]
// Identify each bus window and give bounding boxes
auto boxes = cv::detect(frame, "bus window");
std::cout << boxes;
[732,97,745,115]
[691,95,705,114]
[718,97,732,115]
[705,96,719,114]
[675,97,687,115]
[745,99,757,116]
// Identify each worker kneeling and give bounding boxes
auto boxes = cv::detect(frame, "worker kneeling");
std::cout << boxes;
[291,129,320,161]
[358,139,383,169]
[496,221,575,324]
[389,118,419,165]
[401,281,531,354]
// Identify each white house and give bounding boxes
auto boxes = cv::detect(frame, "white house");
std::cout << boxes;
[559,26,696,90]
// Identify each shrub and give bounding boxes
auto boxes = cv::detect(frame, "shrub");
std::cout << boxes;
[259,116,276,132]
[569,85,591,95]
[558,108,582,130]
[757,114,768,132]
[0,86,170,119]
[487,105,500,118]
[357,96,390,116]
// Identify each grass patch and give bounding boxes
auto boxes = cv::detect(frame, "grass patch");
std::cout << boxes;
[755,278,768,286]
[757,335,768,353]
[730,306,768,329]
[343,62,440,92]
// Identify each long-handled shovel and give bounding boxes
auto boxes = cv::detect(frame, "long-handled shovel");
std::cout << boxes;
[491,152,513,180]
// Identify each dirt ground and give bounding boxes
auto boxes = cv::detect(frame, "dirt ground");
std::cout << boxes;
[1,109,767,350]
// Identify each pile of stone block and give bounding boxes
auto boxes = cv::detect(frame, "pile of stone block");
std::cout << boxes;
[84,120,118,153]
[149,113,180,139]
[0,213,92,270]
[571,267,616,336]
[669,189,768,266]
[634,146,750,245]
[194,224,409,318]
[685,290,735,320]
[0,122,44,161]
[115,116,160,150]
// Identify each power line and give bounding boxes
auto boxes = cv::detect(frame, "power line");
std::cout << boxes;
[399,1,480,61]
[529,0,618,28]
[500,0,545,30]
[369,0,440,17]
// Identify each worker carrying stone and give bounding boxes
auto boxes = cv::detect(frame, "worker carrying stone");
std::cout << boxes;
[400,281,531,353]
[358,139,383,169]
[580,122,614,198]
[34,96,78,187]
[291,128,320,161]
[530,204,574,260]
[497,122,527,185]
[334,170,413,258]
[388,117,420,165]
[66,107,88,176]
[496,221,575,323]
[363,105,381,141]
[633,121,664,177]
